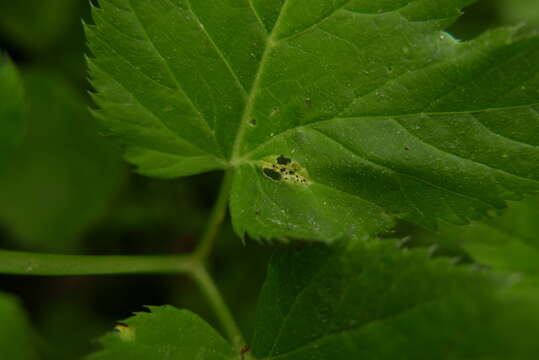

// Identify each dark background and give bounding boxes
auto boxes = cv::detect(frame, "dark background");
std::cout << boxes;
[0,1,537,358]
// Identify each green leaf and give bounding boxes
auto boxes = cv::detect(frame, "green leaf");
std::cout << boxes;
[88,241,539,359]
[87,306,237,360]
[0,292,40,360]
[251,241,539,359]
[0,56,25,171]
[0,71,126,252]
[87,0,539,241]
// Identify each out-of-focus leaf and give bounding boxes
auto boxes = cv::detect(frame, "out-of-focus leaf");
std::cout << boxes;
[0,292,40,360]
[38,300,108,360]
[88,0,539,242]
[432,197,539,274]
[0,71,126,252]
[498,0,539,28]
[0,55,24,171]
[101,176,206,236]
[0,0,83,51]
[417,195,539,299]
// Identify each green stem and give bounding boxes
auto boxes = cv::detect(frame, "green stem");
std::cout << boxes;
[190,169,250,353]
[194,168,234,261]
[192,265,246,351]
[0,249,196,276]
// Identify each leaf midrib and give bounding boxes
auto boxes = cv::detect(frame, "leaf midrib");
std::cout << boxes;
[229,0,290,163]
[263,298,443,360]
[229,0,364,165]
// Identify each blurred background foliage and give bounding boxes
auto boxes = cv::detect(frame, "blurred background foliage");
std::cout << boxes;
[0,0,538,359]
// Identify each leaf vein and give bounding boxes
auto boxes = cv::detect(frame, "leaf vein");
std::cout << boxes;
[230,0,291,161]
[266,297,443,359]
[89,46,217,156]
[307,127,499,210]
[423,39,539,112]
[183,0,249,96]
[126,0,216,136]
[391,116,539,183]
[240,104,539,160]
[248,0,269,33]
[275,0,353,43]
[266,252,335,357]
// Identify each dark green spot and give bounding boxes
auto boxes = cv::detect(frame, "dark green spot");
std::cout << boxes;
[277,155,291,165]
[263,168,282,181]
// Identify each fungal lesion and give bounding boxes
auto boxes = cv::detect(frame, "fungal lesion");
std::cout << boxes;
[260,155,311,185]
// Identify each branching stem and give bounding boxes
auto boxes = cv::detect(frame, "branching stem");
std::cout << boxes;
[0,168,248,355]
[190,168,250,354]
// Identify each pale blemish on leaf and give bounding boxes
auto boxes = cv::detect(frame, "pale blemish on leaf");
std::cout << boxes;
[261,155,311,185]
[114,323,136,341]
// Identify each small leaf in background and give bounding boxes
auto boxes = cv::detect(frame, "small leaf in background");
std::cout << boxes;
[87,306,236,360]
[0,55,24,171]
[0,292,40,360]
[88,241,539,359]
[498,0,539,28]
[0,71,126,253]
[88,0,539,242]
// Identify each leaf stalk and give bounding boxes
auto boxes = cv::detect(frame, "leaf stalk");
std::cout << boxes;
[192,265,247,352]
[0,249,196,276]
[193,168,234,261]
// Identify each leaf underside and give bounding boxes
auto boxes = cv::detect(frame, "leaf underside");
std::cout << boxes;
[88,241,539,359]
[87,0,539,242]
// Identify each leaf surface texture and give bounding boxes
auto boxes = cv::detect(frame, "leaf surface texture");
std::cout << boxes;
[88,0,539,240]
